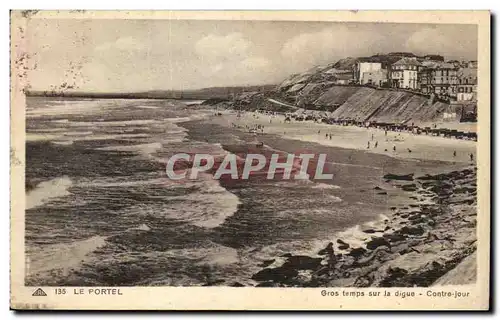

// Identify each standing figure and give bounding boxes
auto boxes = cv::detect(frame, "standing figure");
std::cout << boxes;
[393,145,396,152]
[374,141,378,148]
[470,153,474,162]
[453,150,457,157]
[367,141,370,149]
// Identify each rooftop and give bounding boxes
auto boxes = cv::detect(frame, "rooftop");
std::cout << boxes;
[458,68,477,79]
[393,57,421,66]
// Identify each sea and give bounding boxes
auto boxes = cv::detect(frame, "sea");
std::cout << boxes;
[25,96,451,286]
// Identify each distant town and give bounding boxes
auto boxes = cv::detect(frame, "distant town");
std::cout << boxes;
[317,52,477,105]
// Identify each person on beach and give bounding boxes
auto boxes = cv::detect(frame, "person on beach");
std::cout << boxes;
[329,133,332,140]
[367,141,370,149]
[325,133,328,139]
[470,153,474,162]
[453,150,457,157]
[385,130,388,136]
[371,133,374,141]
[393,145,396,152]
[318,130,321,135]
[374,141,378,148]
[318,242,336,272]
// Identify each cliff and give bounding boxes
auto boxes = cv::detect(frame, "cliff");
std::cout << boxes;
[210,53,470,125]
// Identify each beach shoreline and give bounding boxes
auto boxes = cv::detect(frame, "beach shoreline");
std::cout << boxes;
[182,111,477,287]
[208,110,477,164]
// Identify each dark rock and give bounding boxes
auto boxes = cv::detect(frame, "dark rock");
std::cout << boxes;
[410,217,427,225]
[384,233,406,243]
[230,282,245,287]
[337,239,350,250]
[318,242,334,256]
[378,191,388,195]
[374,186,383,190]
[407,214,421,221]
[399,225,425,236]
[378,267,409,287]
[283,255,323,270]
[400,213,409,219]
[255,281,278,287]
[258,259,275,268]
[383,173,414,181]
[363,228,384,234]
[251,267,299,282]
[203,279,225,286]
[349,247,367,258]
[399,248,412,255]
[366,237,392,250]
[401,184,418,192]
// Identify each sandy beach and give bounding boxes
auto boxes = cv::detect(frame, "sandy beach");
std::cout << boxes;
[210,111,477,164]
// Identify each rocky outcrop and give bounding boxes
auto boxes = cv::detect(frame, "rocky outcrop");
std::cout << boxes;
[250,167,477,288]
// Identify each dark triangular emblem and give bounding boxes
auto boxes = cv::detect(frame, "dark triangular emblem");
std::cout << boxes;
[32,288,47,296]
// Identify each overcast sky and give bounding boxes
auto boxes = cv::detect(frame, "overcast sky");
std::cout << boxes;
[24,19,478,92]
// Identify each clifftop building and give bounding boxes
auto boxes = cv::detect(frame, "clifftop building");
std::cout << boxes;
[456,68,477,102]
[353,61,382,84]
[390,57,420,90]
[419,61,458,99]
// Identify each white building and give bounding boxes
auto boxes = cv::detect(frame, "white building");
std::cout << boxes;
[354,62,382,84]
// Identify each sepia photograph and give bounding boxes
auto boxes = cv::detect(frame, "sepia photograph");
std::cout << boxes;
[10,10,490,310]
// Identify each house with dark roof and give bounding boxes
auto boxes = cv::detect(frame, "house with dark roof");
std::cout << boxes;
[389,57,420,90]
[419,61,458,98]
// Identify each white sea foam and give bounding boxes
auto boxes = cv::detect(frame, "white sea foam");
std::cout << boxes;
[26,235,107,277]
[26,176,73,210]
[136,106,160,109]
[51,140,74,146]
[60,119,158,127]
[128,173,241,229]
[63,131,93,136]
[27,100,119,118]
[26,133,62,141]
[311,183,341,190]
[97,142,163,157]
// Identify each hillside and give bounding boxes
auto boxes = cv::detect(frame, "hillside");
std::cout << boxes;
[211,53,467,125]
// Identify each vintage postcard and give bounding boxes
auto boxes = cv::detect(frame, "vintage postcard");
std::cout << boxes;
[10,10,490,310]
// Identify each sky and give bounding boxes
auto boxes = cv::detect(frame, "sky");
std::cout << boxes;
[23,19,478,92]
